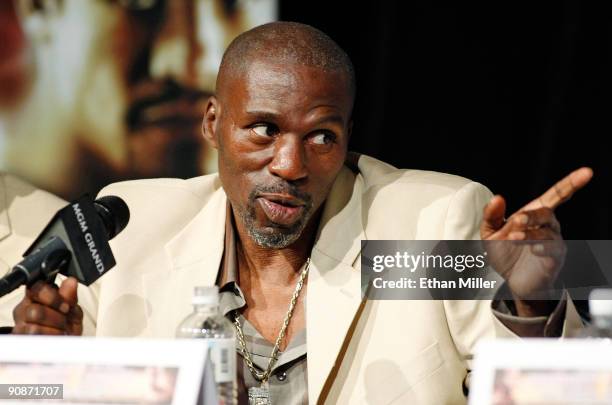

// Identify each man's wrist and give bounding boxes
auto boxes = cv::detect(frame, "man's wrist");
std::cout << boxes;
[493,292,568,337]
[513,299,560,318]
[512,287,564,317]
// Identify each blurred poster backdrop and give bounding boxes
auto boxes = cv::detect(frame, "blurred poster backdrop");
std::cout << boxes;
[0,0,277,199]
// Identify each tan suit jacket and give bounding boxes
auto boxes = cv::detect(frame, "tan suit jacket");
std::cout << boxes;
[0,173,66,326]
[88,154,583,404]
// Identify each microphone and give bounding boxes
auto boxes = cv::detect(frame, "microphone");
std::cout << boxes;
[0,195,130,298]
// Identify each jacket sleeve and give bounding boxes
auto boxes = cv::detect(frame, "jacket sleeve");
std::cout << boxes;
[439,181,584,374]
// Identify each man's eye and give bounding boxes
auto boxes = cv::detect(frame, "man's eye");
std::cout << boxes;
[251,124,278,137]
[311,133,334,145]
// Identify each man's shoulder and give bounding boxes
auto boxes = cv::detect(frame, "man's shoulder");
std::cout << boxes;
[351,154,492,239]
[99,173,222,202]
[355,153,485,196]
[98,174,224,243]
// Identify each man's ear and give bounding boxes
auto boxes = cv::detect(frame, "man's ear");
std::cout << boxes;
[202,96,219,149]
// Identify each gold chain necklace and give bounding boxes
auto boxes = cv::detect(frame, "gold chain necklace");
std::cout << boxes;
[233,257,310,405]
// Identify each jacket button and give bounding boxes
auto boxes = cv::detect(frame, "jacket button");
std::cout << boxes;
[276,371,287,381]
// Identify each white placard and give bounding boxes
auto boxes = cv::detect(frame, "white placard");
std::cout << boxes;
[469,338,612,405]
[0,335,210,405]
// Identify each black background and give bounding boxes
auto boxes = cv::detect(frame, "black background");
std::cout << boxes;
[281,0,611,240]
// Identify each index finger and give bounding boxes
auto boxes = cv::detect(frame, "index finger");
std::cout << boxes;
[522,167,593,211]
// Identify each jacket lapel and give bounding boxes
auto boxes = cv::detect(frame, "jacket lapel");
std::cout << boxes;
[140,164,368,397]
[141,187,227,337]
[307,166,366,403]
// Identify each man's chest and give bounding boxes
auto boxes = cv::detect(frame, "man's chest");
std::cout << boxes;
[241,286,307,352]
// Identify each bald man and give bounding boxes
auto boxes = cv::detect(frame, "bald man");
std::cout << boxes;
[10,22,590,404]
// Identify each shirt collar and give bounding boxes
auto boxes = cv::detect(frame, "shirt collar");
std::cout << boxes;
[218,202,246,316]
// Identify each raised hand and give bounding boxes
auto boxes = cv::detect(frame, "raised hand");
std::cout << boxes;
[481,168,593,313]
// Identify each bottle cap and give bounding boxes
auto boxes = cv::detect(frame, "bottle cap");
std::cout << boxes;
[589,289,612,317]
[192,286,219,306]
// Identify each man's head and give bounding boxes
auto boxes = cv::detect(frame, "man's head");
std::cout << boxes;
[203,21,355,249]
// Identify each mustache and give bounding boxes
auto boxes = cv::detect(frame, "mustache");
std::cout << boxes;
[249,182,313,206]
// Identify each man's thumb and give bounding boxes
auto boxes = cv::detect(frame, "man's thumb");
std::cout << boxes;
[481,195,506,236]
[58,277,79,306]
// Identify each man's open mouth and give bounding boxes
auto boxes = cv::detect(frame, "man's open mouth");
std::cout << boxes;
[257,194,306,226]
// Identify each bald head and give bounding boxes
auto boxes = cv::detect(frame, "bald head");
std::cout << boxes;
[217,21,355,104]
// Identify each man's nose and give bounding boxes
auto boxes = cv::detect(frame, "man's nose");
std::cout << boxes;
[268,135,308,182]
[149,0,199,87]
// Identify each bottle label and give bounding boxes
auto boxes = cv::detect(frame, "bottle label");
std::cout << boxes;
[208,338,236,383]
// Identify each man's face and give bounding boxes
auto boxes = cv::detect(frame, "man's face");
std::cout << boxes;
[211,61,353,248]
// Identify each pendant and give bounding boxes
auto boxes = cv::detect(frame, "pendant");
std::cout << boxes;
[248,382,271,405]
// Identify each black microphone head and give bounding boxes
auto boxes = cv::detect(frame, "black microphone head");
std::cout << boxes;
[94,196,130,239]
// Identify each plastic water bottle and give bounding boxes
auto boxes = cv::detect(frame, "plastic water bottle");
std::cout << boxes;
[575,289,612,338]
[177,286,237,405]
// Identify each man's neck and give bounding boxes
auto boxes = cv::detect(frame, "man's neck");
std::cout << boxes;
[230,204,317,349]
[232,206,320,288]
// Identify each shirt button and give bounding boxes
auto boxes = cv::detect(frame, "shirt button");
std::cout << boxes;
[276,371,287,382]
